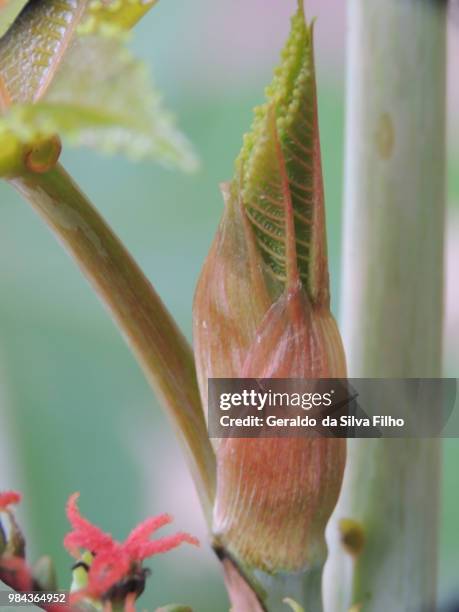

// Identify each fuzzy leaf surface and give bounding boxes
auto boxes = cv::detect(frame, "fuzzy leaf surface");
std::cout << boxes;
[0,34,197,170]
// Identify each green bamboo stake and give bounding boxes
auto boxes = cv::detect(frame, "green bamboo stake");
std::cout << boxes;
[325,1,447,610]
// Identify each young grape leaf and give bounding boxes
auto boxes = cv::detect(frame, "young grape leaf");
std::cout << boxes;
[234,0,328,305]
[0,33,198,170]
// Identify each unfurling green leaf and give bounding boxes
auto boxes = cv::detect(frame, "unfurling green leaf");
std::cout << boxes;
[0,34,198,170]
[234,0,328,305]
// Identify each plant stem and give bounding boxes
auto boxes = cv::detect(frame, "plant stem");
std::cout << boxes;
[258,564,323,612]
[9,163,215,522]
[218,558,323,612]
[325,1,447,610]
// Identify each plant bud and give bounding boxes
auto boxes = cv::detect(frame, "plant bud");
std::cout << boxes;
[193,0,346,574]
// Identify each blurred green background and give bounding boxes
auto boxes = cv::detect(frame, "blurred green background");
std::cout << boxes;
[0,1,458,610]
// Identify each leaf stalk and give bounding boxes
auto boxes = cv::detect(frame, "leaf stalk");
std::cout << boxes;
[9,163,216,523]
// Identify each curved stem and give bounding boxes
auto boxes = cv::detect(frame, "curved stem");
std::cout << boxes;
[9,163,215,523]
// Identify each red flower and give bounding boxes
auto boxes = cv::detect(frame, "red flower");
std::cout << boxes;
[64,493,199,603]
[0,491,21,511]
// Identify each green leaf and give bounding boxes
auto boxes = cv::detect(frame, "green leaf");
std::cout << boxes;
[0,0,29,38]
[0,34,198,170]
[0,0,87,104]
[234,0,328,304]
